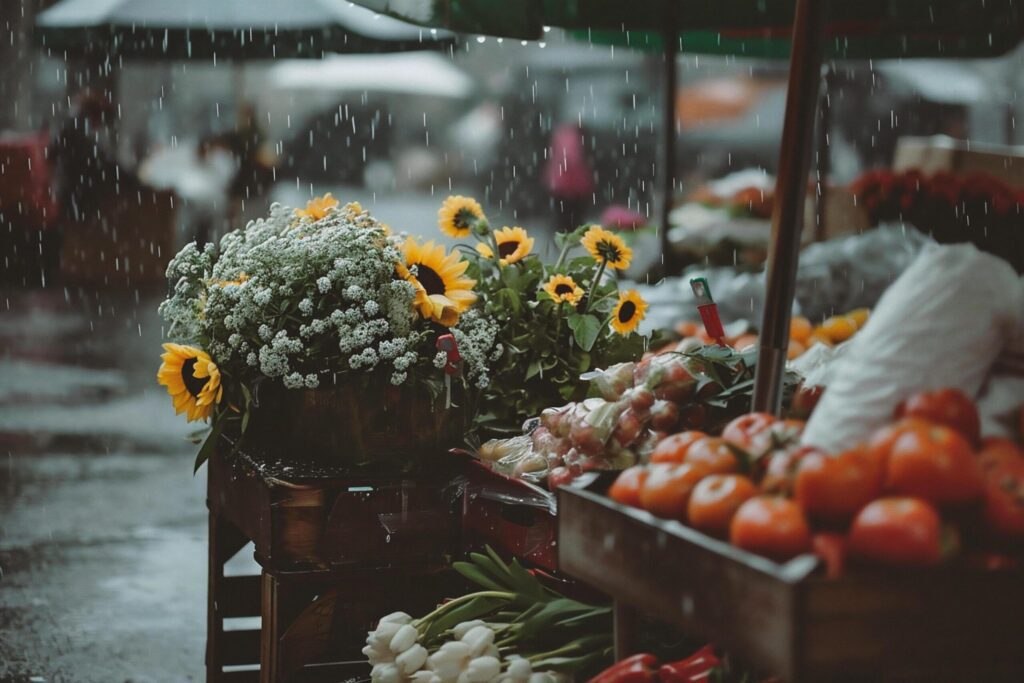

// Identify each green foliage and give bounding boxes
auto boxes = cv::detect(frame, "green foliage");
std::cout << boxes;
[467,225,648,434]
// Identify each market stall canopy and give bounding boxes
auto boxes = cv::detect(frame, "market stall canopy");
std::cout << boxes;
[265,52,474,98]
[34,0,456,60]
[352,0,1023,58]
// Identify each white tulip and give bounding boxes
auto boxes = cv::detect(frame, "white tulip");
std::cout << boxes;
[507,658,532,680]
[362,644,394,666]
[372,663,403,683]
[464,656,502,682]
[380,611,414,625]
[390,624,419,654]
[429,641,473,681]
[460,625,495,658]
[411,671,442,683]
[370,621,405,650]
[528,673,556,683]
[452,620,486,640]
[396,644,430,675]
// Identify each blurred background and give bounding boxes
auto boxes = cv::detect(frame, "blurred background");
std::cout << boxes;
[2,0,1024,680]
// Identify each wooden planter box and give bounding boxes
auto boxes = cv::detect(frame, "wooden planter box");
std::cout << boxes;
[558,475,1024,683]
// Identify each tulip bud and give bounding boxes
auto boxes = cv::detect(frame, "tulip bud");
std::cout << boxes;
[379,611,414,626]
[452,620,486,640]
[396,644,429,675]
[460,625,496,658]
[371,663,402,683]
[465,656,502,683]
[389,624,419,654]
[507,658,532,679]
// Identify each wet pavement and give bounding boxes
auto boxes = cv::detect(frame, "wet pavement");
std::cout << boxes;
[0,286,229,682]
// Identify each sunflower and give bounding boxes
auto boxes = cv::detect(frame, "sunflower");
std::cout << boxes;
[542,274,584,305]
[295,193,339,221]
[610,290,648,335]
[581,225,632,271]
[476,226,534,265]
[400,237,477,326]
[438,195,485,238]
[157,343,223,422]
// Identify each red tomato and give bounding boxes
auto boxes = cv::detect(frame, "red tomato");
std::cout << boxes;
[687,474,759,537]
[760,445,820,496]
[981,454,1024,540]
[650,431,707,464]
[547,466,576,490]
[977,437,1024,476]
[721,412,777,450]
[864,417,932,470]
[812,533,848,579]
[684,436,742,475]
[729,496,812,561]
[849,497,943,566]
[896,388,981,446]
[608,465,648,508]
[639,463,710,521]
[794,447,882,524]
[885,422,983,505]
[746,419,806,459]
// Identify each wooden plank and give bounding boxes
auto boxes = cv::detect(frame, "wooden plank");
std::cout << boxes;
[218,669,259,683]
[220,574,261,619]
[221,629,260,667]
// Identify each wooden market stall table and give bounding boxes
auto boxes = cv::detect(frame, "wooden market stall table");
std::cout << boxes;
[205,439,464,683]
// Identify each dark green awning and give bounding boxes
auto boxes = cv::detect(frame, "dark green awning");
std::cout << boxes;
[352,0,1023,58]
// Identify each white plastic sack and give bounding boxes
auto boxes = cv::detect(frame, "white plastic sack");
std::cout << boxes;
[802,243,1023,452]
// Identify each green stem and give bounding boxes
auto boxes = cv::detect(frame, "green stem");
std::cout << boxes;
[413,591,515,632]
[552,241,572,271]
[583,260,607,314]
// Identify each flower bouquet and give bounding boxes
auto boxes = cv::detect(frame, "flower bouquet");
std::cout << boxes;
[434,196,650,436]
[157,195,497,472]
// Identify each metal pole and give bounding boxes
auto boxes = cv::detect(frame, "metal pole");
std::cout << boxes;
[813,65,833,243]
[751,0,826,414]
[658,14,678,269]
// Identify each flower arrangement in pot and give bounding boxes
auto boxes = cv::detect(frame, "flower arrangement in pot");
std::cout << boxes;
[434,196,650,436]
[157,195,497,472]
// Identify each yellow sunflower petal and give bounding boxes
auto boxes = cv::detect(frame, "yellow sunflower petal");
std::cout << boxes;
[610,289,648,335]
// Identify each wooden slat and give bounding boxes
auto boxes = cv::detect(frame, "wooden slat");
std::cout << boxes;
[221,629,260,666]
[220,574,261,618]
[219,669,260,683]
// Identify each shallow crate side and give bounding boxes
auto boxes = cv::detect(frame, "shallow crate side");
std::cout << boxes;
[799,570,1024,682]
[558,483,807,679]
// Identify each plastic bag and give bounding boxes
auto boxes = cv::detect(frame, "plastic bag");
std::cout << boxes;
[802,243,1023,451]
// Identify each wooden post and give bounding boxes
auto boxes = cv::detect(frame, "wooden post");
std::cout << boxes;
[751,0,826,414]
[658,9,679,270]
[613,600,638,661]
[814,65,833,243]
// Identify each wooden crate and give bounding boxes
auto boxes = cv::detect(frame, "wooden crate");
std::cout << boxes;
[558,475,1024,683]
[208,443,463,570]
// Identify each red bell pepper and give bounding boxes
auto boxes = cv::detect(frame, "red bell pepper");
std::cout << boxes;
[658,645,720,683]
[588,654,659,683]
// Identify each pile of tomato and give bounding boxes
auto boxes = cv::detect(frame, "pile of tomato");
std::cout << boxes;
[608,388,1024,572]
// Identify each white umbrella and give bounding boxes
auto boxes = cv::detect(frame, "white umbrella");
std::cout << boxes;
[266,52,474,99]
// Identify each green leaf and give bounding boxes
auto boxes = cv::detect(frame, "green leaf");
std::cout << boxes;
[568,314,601,352]
[422,595,507,644]
[193,418,223,474]
[525,359,543,380]
[452,561,505,592]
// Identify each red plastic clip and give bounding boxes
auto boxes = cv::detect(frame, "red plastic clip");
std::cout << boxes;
[436,334,462,376]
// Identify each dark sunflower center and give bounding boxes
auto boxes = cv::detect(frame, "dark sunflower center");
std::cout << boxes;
[454,208,476,229]
[554,283,574,295]
[416,265,446,296]
[498,241,520,258]
[618,301,637,323]
[181,357,208,398]
[597,240,621,263]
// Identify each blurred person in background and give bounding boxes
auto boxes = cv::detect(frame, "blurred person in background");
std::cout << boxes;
[545,122,594,232]
[51,92,137,227]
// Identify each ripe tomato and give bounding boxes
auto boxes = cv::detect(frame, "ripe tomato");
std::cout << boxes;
[639,463,710,521]
[896,388,981,446]
[722,412,777,450]
[746,419,806,459]
[977,437,1024,476]
[729,496,812,561]
[864,417,932,470]
[650,431,707,464]
[885,422,983,505]
[760,445,821,496]
[684,437,742,475]
[687,474,759,537]
[608,465,649,508]
[794,447,882,524]
[849,497,943,566]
